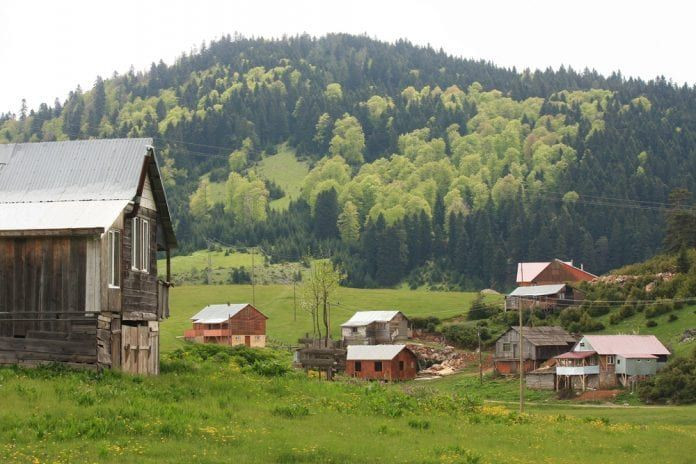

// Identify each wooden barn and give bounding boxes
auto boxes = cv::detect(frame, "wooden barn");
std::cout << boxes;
[185,303,268,347]
[516,259,596,287]
[341,311,411,345]
[0,138,176,374]
[505,283,585,312]
[493,326,577,374]
[345,344,418,381]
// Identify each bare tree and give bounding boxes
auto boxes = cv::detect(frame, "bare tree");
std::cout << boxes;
[300,260,344,345]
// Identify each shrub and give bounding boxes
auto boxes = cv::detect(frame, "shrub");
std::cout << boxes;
[411,316,441,331]
[668,314,678,322]
[646,300,673,318]
[441,324,486,350]
[587,303,610,317]
[646,320,658,327]
[639,350,696,404]
[407,419,430,430]
[467,296,499,320]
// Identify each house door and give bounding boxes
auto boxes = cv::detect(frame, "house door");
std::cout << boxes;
[513,343,518,359]
[121,321,159,375]
[244,335,251,347]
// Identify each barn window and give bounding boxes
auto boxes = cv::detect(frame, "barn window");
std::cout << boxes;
[606,355,615,365]
[108,230,121,287]
[374,361,382,372]
[131,217,150,273]
[503,343,511,352]
[351,327,358,333]
[399,361,404,371]
[355,361,361,372]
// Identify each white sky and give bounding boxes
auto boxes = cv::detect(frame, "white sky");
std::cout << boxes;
[1,0,694,113]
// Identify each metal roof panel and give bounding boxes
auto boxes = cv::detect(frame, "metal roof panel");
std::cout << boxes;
[346,344,409,361]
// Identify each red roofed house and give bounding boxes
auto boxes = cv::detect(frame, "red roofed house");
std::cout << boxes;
[516,259,596,287]
[554,335,670,390]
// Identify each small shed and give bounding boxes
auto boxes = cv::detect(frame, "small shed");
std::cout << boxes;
[526,364,556,390]
[346,344,418,381]
[505,283,585,311]
[185,303,268,347]
[615,354,658,376]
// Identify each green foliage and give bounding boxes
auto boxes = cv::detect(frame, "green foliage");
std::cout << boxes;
[646,300,674,319]
[639,349,696,404]
[329,114,365,164]
[441,324,488,349]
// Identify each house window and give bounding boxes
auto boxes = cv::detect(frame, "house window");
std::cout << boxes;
[399,361,404,371]
[355,361,362,372]
[351,327,358,333]
[374,361,382,372]
[606,355,615,365]
[617,359,621,365]
[131,217,150,273]
[503,343,511,352]
[108,230,121,287]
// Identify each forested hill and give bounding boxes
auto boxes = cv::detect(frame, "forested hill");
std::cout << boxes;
[3,34,696,290]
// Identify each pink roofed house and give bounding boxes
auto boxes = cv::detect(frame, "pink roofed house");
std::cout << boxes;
[516,259,596,286]
[554,335,670,391]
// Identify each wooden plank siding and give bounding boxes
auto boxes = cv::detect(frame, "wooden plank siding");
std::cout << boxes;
[122,207,159,321]
[0,236,97,367]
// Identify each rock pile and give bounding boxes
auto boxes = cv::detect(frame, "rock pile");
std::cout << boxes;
[680,329,696,344]
[407,344,479,377]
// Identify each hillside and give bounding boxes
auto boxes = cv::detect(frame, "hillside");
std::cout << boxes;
[3,34,696,289]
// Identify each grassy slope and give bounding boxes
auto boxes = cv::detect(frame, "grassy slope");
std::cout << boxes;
[591,304,696,356]
[257,144,309,211]
[157,250,265,276]
[161,284,480,352]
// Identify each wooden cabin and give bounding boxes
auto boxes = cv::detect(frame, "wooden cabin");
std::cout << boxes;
[505,283,585,312]
[0,138,176,374]
[493,326,577,374]
[341,311,410,345]
[516,259,596,287]
[185,303,268,347]
[346,344,418,381]
[555,335,670,390]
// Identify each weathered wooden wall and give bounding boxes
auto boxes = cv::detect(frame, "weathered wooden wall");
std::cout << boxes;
[0,236,97,366]
[122,207,158,321]
[228,305,267,335]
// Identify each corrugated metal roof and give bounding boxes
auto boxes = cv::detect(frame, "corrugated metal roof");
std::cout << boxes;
[0,138,151,203]
[0,139,176,247]
[555,350,596,359]
[509,284,567,297]
[341,311,401,327]
[579,335,670,356]
[617,353,657,359]
[0,200,129,231]
[191,304,252,324]
[507,326,578,346]
[346,344,409,360]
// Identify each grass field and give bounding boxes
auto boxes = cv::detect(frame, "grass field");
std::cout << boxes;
[1,349,694,464]
[257,144,309,211]
[158,249,266,276]
[161,284,481,352]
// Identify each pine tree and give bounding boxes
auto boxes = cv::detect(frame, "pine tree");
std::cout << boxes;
[313,188,339,239]
[337,201,360,245]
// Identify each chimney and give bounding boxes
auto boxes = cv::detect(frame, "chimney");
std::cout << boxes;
[580,264,584,271]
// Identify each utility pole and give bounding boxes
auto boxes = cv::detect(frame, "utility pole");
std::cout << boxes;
[519,302,525,413]
[207,252,212,285]
[293,276,297,322]
[251,247,256,306]
[477,324,483,384]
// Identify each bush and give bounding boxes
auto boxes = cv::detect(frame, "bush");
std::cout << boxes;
[639,350,696,404]
[441,324,487,350]
[411,316,441,331]
[668,314,678,322]
[646,320,658,327]
[467,296,499,320]
[646,300,673,319]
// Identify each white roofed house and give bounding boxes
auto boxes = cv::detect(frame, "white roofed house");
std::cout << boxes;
[185,303,268,347]
[0,139,177,375]
[555,335,671,390]
[341,311,411,345]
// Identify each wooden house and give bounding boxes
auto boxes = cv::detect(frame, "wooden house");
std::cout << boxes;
[516,259,596,287]
[0,138,176,374]
[345,344,418,381]
[185,303,268,347]
[505,283,585,312]
[555,335,670,390]
[340,311,410,345]
[493,326,577,374]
